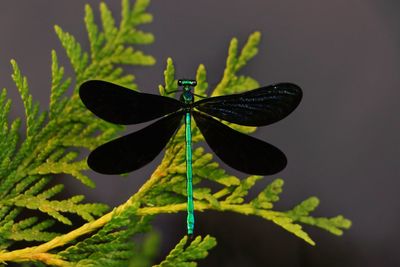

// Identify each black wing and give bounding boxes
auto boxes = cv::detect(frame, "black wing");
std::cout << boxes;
[193,83,302,126]
[193,111,287,175]
[80,80,183,125]
[88,111,183,174]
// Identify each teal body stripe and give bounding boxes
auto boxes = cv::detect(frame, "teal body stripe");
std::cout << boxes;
[185,112,194,235]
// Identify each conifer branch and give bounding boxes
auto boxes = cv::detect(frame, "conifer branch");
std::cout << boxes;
[0,0,156,264]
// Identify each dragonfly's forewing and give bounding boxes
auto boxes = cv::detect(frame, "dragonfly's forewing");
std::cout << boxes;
[80,80,183,125]
[193,83,302,126]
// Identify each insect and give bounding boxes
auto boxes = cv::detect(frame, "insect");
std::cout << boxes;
[79,79,302,236]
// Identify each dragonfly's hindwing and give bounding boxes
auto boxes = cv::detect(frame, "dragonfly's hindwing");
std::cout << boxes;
[88,111,184,174]
[193,111,287,175]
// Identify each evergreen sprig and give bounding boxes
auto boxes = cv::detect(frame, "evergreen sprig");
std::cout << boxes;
[0,0,155,261]
[59,204,150,266]
[155,236,217,267]
[0,0,351,266]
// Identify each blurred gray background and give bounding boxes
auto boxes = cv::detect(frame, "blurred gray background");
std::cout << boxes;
[0,0,399,266]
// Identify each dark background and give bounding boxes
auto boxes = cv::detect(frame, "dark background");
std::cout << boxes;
[1,0,399,266]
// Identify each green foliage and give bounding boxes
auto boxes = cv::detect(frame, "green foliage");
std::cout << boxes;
[213,31,260,97]
[59,204,150,266]
[0,0,154,258]
[159,57,178,97]
[155,236,217,267]
[0,0,351,266]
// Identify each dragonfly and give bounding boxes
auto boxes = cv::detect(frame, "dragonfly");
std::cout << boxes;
[79,79,302,236]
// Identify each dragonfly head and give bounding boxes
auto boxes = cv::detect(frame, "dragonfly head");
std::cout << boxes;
[178,79,197,88]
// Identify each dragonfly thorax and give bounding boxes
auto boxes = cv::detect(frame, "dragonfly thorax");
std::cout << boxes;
[180,88,194,104]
